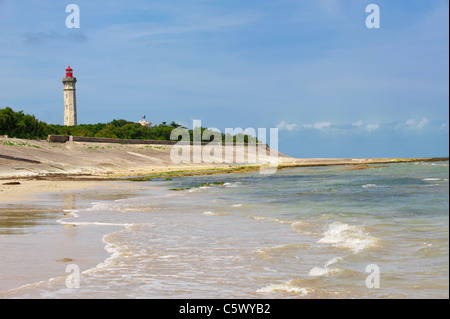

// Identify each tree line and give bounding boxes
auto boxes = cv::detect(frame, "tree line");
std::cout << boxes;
[0,107,256,143]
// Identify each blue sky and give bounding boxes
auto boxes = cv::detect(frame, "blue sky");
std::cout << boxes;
[0,0,448,158]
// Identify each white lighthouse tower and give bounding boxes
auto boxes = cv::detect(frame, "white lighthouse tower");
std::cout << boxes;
[62,66,77,126]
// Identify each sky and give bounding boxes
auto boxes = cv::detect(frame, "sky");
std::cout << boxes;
[0,0,448,158]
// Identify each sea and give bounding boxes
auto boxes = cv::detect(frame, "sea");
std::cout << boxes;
[0,161,448,299]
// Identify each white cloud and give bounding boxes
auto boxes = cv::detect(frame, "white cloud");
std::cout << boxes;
[302,121,332,130]
[276,121,298,132]
[352,120,364,128]
[405,119,416,126]
[313,121,332,130]
[365,123,380,132]
[404,117,429,130]
[277,121,332,132]
[278,118,438,135]
[353,120,379,132]
[417,118,429,129]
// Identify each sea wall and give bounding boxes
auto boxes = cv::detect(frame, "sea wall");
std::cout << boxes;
[47,135,268,148]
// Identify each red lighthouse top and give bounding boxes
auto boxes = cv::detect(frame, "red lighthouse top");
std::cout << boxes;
[66,66,73,77]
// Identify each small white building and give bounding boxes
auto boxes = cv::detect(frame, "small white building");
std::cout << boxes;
[139,116,151,127]
[139,120,152,127]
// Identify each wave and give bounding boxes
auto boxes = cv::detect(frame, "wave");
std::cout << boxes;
[318,222,378,254]
[256,280,312,296]
[362,184,379,188]
[290,220,310,233]
[224,182,241,188]
[416,162,449,167]
[250,215,269,221]
[58,220,135,228]
[82,231,133,275]
[57,209,135,228]
[188,186,209,193]
[202,211,231,216]
[249,215,296,224]
[248,215,315,235]
[423,178,448,182]
[308,257,343,277]
[308,267,342,277]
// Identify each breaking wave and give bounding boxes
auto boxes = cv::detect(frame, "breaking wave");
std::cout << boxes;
[318,222,378,254]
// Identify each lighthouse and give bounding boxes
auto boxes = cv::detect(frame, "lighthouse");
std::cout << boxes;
[62,66,77,126]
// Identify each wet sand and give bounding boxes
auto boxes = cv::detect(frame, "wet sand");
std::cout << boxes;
[0,179,110,204]
[0,180,156,293]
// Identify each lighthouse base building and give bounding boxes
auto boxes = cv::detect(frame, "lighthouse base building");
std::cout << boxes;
[62,66,77,126]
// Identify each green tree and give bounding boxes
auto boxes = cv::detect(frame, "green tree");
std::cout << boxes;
[0,107,47,139]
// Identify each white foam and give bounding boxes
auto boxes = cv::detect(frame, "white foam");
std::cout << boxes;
[58,220,134,228]
[202,211,225,216]
[83,232,132,274]
[256,281,311,296]
[362,184,378,188]
[224,182,241,188]
[158,255,179,259]
[308,267,340,277]
[250,216,269,221]
[318,222,378,254]
[57,210,80,225]
[308,257,343,277]
[270,218,292,224]
[325,256,342,267]
[290,220,306,231]
[249,215,293,225]
[418,162,449,167]
[62,209,79,217]
[185,185,210,193]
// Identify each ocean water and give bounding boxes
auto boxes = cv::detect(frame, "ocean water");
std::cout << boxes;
[0,161,448,299]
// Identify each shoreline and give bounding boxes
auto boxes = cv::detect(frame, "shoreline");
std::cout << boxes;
[1,158,448,205]
[1,137,448,181]
[1,144,448,205]
[1,138,448,261]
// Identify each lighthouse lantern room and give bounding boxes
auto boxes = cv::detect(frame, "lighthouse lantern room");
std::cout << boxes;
[66,66,73,78]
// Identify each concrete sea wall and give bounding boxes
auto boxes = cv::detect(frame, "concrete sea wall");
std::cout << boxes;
[47,135,268,148]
